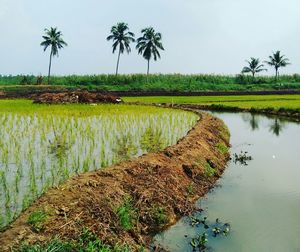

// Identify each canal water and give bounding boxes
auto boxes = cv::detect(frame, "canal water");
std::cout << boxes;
[154,112,300,252]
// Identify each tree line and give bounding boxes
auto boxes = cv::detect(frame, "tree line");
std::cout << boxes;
[40,23,290,85]
[40,23,164,84]
[242,52,290,81]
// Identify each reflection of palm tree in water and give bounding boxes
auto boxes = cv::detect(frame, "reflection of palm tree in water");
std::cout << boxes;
[242,113,260,131]
[249,114,259,131]
[269,118,285,136]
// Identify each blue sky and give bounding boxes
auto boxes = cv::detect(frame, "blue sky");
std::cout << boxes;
[0,0,299,75]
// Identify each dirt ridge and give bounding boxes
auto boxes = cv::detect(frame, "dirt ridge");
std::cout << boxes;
[32,91,122,104]
[1,88,300,99]
[0,112,230,251]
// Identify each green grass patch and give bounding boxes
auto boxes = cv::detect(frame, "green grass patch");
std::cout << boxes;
[116,197,136,231]
[18,229,131,252]
[215,142,229,155]
[187,183,194,195]
[151,205,168,225]
[204,162,216,177]
[27,209,48,232]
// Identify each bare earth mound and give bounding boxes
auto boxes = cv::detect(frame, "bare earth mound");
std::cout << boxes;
[33,91,122,104]
[0,112,230,251]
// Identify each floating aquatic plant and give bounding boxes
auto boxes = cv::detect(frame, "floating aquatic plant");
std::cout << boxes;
[189,214,231,251]
[232,151,253,165]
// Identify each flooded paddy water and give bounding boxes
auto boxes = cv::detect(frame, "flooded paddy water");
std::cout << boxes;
[0,104,198,228]
[155,112,300,252]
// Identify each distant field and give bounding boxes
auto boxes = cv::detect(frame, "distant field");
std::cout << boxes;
[123,95,300,110]
[0,99,183,116]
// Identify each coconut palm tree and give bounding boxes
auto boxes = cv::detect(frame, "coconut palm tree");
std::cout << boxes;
[241,58,267,78]
[40,27,67,85]
[265,51,290,81]
[106,22,135,75]
[136,27,164,75]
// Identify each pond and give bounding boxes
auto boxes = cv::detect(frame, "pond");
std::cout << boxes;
[0,103,198,228]
[154,112,300,252]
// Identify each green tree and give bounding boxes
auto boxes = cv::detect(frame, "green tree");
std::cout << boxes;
[265,51,290,81]
[241,58,267,78]
[106,22,135,75]
[40,27,67,85]
[136,27,164,75]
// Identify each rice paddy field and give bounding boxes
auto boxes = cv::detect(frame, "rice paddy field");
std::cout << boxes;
[124,95,300,110]
[0,100,199,228]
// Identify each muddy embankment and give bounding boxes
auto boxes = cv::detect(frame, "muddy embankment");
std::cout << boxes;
[0,112,230,251]
[1,89,300,99]
[32,91,122,104]
[172,104,300,122]
[128,101,300,122]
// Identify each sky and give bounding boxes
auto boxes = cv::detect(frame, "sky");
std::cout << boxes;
[0,0,299,76]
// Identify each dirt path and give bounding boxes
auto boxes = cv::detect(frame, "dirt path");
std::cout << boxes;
[0,112,230,251]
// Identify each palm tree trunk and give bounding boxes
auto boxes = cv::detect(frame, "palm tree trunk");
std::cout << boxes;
[275,68,279,82]
[147,59,150,75]
[116,47,121,76]
[48,49,53,85]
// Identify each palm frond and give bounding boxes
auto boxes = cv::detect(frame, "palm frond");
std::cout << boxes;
[136,27,164,62]
[40,27,67,56]
[107,22,135,54]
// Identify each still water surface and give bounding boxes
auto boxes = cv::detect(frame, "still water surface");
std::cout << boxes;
[155,112,300,252]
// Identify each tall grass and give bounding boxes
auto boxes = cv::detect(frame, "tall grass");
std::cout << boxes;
[1,74,300,92]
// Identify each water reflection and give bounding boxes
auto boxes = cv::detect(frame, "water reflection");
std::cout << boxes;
[269,118,286,137]
[241,113,260,131]
[240,113,290,137]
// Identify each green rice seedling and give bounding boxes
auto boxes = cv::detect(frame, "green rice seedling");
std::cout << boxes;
[0,171,10,210]
[22,195,32,210]
[140,127,164,153]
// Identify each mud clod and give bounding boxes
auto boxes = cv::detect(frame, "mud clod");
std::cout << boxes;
[33,91,122,104]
